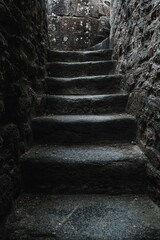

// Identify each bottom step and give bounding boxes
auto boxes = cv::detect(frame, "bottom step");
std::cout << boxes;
[21,144,147,194]
[5,194,160,240]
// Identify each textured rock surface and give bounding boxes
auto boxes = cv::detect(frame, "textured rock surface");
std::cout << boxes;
[110,0,160,202]
[21,144,147,194]
[46,60,117,77]
[0,0,48,227]
[37,93,128,115]
[32,114,136,144]
[4,16,160,240]
[48,49,113,62]
[47,0,110,50]
[45,74,123,95]
[5,194,160,240]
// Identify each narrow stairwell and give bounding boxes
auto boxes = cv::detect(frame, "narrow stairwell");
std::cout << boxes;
[5,49,160,239]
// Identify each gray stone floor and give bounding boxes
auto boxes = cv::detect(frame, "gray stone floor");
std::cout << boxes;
[6,194,160,240]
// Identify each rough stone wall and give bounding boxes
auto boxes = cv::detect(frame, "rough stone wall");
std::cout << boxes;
[0,0,48,227]
[47,0,110,50]
[110,0,160,201]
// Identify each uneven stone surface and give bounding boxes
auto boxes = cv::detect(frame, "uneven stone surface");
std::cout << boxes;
[0,0,48,226]
[5,194,160,240]
[45,75,123,95]
[4,20,160,240]
[47,60,117,77]
[21,144,147,194]
[38,94,128,115]
[32,114,136,144]
[110,0,160,201]
[48,49,113,62]
[47,0,110,50]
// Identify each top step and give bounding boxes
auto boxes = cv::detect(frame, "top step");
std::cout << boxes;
[48,49,113,62]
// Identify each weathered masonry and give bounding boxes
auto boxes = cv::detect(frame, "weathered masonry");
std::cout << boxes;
[0,0,160,239]
[47,0,111,50]
[0,0,48,233]
[111,0,160,201]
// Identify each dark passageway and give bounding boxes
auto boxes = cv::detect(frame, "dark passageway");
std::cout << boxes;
[0,0,160,239]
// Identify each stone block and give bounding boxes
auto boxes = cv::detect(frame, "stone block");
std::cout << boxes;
[47,0,110,50]
[49,15,109,50]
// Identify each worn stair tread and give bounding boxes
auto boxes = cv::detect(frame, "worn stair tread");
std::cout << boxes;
[48,49,113,62]
[33,113,135,123]
[46,60,117,77]
[47,60,116,65]
[32,114,136,144]
[46,74,122,82]
[21,144,146,194]
[45,74,123,95]
[6,194,160,240]
[41,93,128,100]
[22,143,146,164]
[38,93,128,114]
[48,49,113,54]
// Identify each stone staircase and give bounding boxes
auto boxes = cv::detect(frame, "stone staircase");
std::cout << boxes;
[5,49,160,239]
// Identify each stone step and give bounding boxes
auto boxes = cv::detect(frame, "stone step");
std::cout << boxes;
[45,75,123,95]
[21,144,147,194]
[38,94,128,115]
[48,49,113,62]
[5,194,160,240]
[32,114,136,144]
[46,60,116,78]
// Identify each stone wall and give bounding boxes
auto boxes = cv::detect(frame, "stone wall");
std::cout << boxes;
[110,0,160,201]
[47,0,110,50]
[0,0,48,228]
